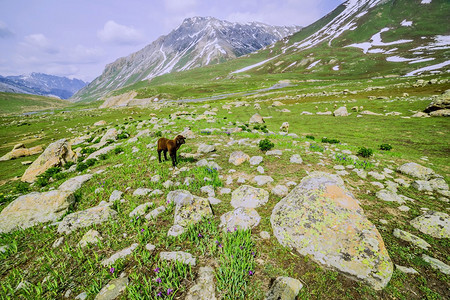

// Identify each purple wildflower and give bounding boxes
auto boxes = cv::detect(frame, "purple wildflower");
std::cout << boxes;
[167,288,174,295]
[156,277,162,283]
[157,292,162,297]
[198,233,203,238]
[109,267,115,274]
[141,228,145,233]
[153,267,160,273]
[249,270,254,276]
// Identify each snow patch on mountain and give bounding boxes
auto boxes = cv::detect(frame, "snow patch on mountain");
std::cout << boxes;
[346,27,413,54]
[405,60,450,76]
[401,20,413,27]
[231,55,280,74]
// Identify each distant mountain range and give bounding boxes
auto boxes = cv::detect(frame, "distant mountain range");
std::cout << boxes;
[72,17,301,101]
[0,73,88,99]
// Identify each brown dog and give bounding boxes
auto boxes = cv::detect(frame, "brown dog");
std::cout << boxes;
[157,135,186,167]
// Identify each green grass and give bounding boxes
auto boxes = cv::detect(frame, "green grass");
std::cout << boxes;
[0,92,68,115]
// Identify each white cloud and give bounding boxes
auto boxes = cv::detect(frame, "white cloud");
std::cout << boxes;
[0,21,14,38]
[97,20,144,45]
[23,33,59,53]
[164,0,198,12]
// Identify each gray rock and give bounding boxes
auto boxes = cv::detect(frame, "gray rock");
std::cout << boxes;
[75,292,88,300]
[429,178,449,191]
[101,243,138,266]
[290,154,303,164]
[397,162,435,180]
[398,205,410,212]
[145,206,166,220]
[253,175,274,186]
[393,228,431,250]
[249,113,264,124]
[185,266,216,300]
[260,231,271,239]
[333,107,349,117]
[220,207,261,231]
[174,195,213,227]
[162,180,173,189]
[0,175,92,234]
[219,188,232,195]
[145,244,156,252]
[412,180,433,192]
[208,197,222,205]
[368,171,385,181]
[229,151,250,166]
[151,174,161,182]
[78,229,102,248]
[257,166,265,174]
[197,144,216,154]
[271,172,393,290]
[200,185,215,197]
[249,156,263,165]
[265,276,303,300]
[422,254,450,275]
[395,265,418,275]
[95,277,128,300]
[376,190,406,204]
[129,202,153,218]
[160,251,196,266]
[58,206,117,234]
[196,159,222,170]
[167,224,185,237]
[132,188,152,197]
[271,185,289,197]
[86,144,120,161]
[231,185,269,208]
[410,211,450,238]
[266,150,282,156]
[52,237,64,248]
[109,190,123,202]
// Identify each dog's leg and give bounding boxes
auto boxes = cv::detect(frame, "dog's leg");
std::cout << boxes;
[158,150,162,163]
[164,150,168,161]
[171,154,176,167]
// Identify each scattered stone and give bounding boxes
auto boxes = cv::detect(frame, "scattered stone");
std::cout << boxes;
[368,171,385,181]
[160,251,196,266]
[94,277,128,300]
[410,211,450,238]
[271,185,289,197]
[21,138,76,182]
[253,175,274,186]
[129,202,153,218]
[265,276,303,300]
[109,190,123,202]
[412,180,433,192]
[220,207,261,231]
[376,190,405,204]
[167,190,194,206]
[395,265,418,275]
[290,154,303,164]
[75,292,88,300]
[397,162,435,180]
[173,194,213,228]
[0,144,43,162]
[398,205,410,212]
[231,185,269,208]
[163,180,174,189]
[0,174,92,234]
[196,159,222,170]
[429,178,449,191]
[229,151,250,166]
[249,113,265,124]
[219,188,231,195]
[167,225,185,237]
[394,178,410,188]
[185,266,216,300]
[371,182,384,189]
[333,107,349,117]
[151,175,161,182]
[260,231,271,239]
[250,156,263,165]
[58,206,117,234]
[78,229,103,248]
[200,185,215,197]
[271,172,393,290]
[208,197,222,205]
[237,176,246,184]
[52,237,64,248]
[393,228,431,250]
[101,243,138,266]
[145,206,166,220]
[266,149,282,156]
[257,166,265,174]
[145,244,156,252]
[197,144,216,154]
[94,120,107,126]
[422,254,450,275]
[132,188,152,197]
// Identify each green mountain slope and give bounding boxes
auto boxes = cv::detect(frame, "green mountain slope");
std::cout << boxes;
[0,93,69,115]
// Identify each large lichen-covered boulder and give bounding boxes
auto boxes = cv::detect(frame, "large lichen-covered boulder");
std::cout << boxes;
[397,162,435,180]
[230,185,269,208]
[410,211,450,239]
[173,194,213,227]
[0,174,92,233]
[21,138,76,183]
[0,144,43,161]
[58,205,117,234]
[271,172,393,290]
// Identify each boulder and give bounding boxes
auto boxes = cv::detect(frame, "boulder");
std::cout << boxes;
[271,185,289,197]
[173,194,213,228]
[424,89,450,113]
[93,120,107,126]
[265,276,303,300]
[229,151,250,166]
[58,206,117,234]
[290,154,303,164]
[253,175,274,186]
[0,174,92,233]
[101,243,138,266]
[410,211,449,239]
[429,109,450,117]
[249,113,264,124]
[86,144,120,161]
[160,251,196,266]
[185,266,217,300]
[393,229,431,250]
[196,159,222,170]
[78,229,103,248]
[271,172,393,290]
[397,162,435,180]
[422,254,450,275]
[129,202,153,218]
[249,156,263,166]
[197,144,216,154]
[95,277,128,300]
[145,206,166,220]
[100,128,118,144]
[266,150,282,156]
[21,138,76,182]
[333,107,349,117]
[230,185,269,208]
[220,207,261,231]
[0,144,43,161]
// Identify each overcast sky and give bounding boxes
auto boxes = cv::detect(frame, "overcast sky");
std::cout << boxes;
[0,0,344,82]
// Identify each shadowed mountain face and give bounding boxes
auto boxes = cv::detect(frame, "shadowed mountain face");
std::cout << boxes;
[0,73,88,100]
[72,17,301,102]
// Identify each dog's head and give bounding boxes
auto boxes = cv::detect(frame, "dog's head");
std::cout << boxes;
[175,135,186,146]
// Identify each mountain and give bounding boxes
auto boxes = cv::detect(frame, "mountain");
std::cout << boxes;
[0,73,88,100]
[72,17,301,102]
[231,0,450,78]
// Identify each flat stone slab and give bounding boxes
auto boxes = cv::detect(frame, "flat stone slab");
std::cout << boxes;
[229,151,250,166]
[145,206,166,220]
[410,211,450,238]
[393,228,431,250]
[185,266,216,300]
[265,276,303,300]
[101,243,138,266]
[58,206,117,234]
[129,202,153,218]
[231,185,269,208]
[78,229,102,248]
[253,175,274,186]
[160,251,196,266]
[422,254,450,275]
[397,162,435,180]
[249,156,263,165]
[220,207,261,232]
[95,277,128,300]
[271,172,393,290]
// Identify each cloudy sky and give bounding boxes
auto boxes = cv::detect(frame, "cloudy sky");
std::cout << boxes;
[0,0,344,82]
